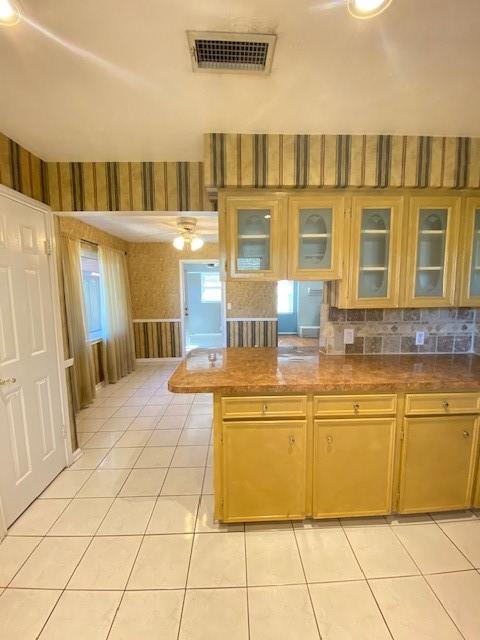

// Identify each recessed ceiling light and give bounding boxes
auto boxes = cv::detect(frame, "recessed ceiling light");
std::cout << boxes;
[0,0,21,26]
[348,0,393,19]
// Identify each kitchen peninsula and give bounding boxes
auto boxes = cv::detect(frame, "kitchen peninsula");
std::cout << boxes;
[169,348,480,523]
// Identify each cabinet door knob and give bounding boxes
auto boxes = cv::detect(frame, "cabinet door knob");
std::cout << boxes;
[442,400,450,409]
[288,435,296,446]
[353,402,360,412]
[326,434,333,445]
[463,430,470,438]
[262,404,268,414]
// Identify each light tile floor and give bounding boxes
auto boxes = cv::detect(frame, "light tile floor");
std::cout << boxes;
[1,362,480,639]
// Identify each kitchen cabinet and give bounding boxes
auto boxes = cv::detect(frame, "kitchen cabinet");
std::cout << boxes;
[225,194,287,281]
[215,390,480,522]
[458,198,480,306]
[403,196,461,307]
[222,419,307,522]
[398,414,479,513]
[287,195,344,280]
[313,418,396,518]
[340,196,404,308]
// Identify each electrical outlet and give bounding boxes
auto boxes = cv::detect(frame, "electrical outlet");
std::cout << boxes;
[415,331,425,346]
[344,328,355,344]
[227,302,232,311]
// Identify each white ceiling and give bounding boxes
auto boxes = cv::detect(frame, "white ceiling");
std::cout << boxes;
[1,0,480,161]
[68,212,219,243]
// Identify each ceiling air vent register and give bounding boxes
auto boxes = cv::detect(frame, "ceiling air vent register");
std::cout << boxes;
[187,31,276,75]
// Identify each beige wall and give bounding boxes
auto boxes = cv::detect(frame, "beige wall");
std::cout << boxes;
[58,216,128,252]
[127,242,220,318]
[226,281,277,318]
[127,241,278,319]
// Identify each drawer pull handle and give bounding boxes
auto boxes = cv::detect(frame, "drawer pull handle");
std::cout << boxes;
[463,430,470,438]
[442,400,450,409]
[288,435,296,446]
[353,402,360,412]
[262,404,268,413]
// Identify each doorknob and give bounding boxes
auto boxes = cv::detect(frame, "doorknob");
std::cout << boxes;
[0,377,16,385]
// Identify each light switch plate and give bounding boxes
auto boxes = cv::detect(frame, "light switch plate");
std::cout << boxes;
[415,331,425,346]
[344,328,355,344]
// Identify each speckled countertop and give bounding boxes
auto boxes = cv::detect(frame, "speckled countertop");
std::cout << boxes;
[168,347,480,394]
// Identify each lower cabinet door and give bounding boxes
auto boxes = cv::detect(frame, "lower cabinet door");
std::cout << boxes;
[474,472,480,509]
[398,416,479,513]
[313,418,396,518]
[222,420,307,522]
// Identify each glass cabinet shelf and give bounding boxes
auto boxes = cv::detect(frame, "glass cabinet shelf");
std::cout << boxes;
[468,208,480,298]
[236,209,272,272]
[414,208,448,298]
[357,207,392,299]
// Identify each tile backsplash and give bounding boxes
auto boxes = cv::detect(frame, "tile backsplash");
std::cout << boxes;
[320,306,477,355]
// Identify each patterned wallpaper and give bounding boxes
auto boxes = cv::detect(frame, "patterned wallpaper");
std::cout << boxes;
[1,132,212,212]
[46,161,212,212]
[58,216,128,252]
[204,133,480,189]
[0,132,46,202]
[127,242,220,318]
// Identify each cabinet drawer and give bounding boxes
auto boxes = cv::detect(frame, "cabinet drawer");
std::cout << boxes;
[405,393,480,416]
[314,394,397,417]
[222,396,307,419]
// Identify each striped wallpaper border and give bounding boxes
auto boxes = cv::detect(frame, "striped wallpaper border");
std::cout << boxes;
[227,319,278,347]
[204,133,480,189]
[133,320,182,358]
[0,133,46,202]
[46,161,212,213]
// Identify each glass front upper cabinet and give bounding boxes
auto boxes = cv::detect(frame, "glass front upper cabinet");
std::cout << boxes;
[348,197,404,307]
[226,195,286,280]
[287,196,344,280]
[459,199,480,306]
[404,197,460,307]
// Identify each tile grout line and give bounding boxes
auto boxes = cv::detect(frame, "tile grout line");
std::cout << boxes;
[291,523,323,640]
[387,520,468,639]
[339,521,396,640]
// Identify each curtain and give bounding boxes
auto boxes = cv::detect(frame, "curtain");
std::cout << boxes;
[99,245,136,383]
[60,234,96,412]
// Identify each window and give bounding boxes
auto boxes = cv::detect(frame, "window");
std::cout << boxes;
[277,280,295,314]
[80,243,103,341]
[200,272,222,303]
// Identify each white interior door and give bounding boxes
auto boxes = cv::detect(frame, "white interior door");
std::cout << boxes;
[0,189,66,527]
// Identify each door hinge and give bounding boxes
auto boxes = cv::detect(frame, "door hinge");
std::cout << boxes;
[44,239,52,256]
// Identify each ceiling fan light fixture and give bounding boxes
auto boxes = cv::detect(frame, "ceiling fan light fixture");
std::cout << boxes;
[190,236,204,252]
[173,235,185,250]
[348,0,393,19]
[0,0,20,25]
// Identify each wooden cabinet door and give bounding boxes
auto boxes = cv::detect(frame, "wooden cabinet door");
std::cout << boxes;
[474,472,480,509]
[347,196,404,308]
[222,420,307,522]
[403,196,460,307]
[225,194,287,281]
[398,416,479,513]
[313,418,396,518]
[287,195,344,280]
[458,198,480,306]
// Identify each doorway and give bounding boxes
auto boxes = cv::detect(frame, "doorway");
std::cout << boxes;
[0,187,68,529]
[277,280,323,347]
[180,260,226,352]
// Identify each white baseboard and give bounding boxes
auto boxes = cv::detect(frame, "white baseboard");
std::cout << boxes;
[136,357,182,363]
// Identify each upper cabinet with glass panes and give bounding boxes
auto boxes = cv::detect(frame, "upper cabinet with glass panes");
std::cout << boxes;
[225,195,287,280]
[459,199,480,306]
[345,197,404,308]
[287,196,344,280]
[403,197,460,307]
